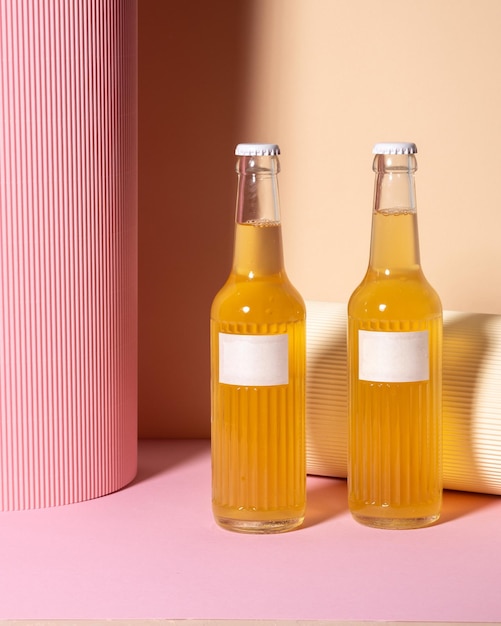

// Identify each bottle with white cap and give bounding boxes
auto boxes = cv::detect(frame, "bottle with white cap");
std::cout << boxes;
[210,143,306,533]
[347,142,443,529]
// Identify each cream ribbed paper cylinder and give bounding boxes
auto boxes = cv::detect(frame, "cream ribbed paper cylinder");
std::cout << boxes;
[0,1,137,510]
[306,301,501,495]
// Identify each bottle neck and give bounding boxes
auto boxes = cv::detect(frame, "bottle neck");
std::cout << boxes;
[232,154,285,276]
[368,153,421,273]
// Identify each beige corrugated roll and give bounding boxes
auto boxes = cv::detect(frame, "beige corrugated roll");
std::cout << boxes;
[305,301,501,495]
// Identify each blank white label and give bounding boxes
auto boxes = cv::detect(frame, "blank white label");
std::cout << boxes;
[219,333,289,386]
[358,329,429,383]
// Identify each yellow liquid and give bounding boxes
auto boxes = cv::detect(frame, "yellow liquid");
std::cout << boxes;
[211,222,306,533]
[348,211,443,529]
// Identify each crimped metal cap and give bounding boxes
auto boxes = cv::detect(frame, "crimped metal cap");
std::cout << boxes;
[373,142,417,155]
[235,143,280,156]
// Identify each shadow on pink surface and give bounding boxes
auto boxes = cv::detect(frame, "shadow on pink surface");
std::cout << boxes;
[131,439,209,486]
[303,477,348,528]
[439,488,499,524]
[129,439,499,529]
[302,475,499,529]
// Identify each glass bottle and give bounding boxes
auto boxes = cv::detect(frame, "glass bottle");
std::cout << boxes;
[347,142,443,529]
[210,143,306,533]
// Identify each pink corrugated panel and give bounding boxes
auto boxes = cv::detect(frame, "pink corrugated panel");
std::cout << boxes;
[0,0,138,510]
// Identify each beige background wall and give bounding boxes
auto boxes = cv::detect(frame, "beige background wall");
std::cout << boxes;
[139,0,501,438]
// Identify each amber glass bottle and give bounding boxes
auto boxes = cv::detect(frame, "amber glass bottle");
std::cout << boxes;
[348,142,442,529]
[211,143,306,533]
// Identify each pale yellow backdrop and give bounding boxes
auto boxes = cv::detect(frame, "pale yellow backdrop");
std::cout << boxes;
[139,0,501,437]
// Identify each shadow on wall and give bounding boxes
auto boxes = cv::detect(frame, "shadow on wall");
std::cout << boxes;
[138,1,254,437]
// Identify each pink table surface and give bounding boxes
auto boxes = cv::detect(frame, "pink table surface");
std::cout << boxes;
[0,439,500,622]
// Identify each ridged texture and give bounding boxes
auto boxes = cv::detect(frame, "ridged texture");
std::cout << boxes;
[0,0,138,511]
[305,301,501,496]
[348,316,442,517]
[212,320,305,521]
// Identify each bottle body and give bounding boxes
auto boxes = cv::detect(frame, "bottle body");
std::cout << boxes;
[211,147,306,533]
[348,145,443,529]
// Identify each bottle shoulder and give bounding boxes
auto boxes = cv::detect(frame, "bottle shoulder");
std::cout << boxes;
[211,273,306,323]
[348,268,442,321]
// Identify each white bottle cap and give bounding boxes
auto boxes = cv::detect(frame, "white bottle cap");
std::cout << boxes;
[372,142,417,155]
[235,143,280,156]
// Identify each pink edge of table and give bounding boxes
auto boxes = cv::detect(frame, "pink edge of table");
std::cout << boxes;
[0,439,500,622]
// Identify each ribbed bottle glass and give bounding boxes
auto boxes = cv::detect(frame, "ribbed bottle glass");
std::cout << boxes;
[210,144,306,533]
[347,142,443,529]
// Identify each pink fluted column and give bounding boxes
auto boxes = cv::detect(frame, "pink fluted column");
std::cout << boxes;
[0,0,138,510]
